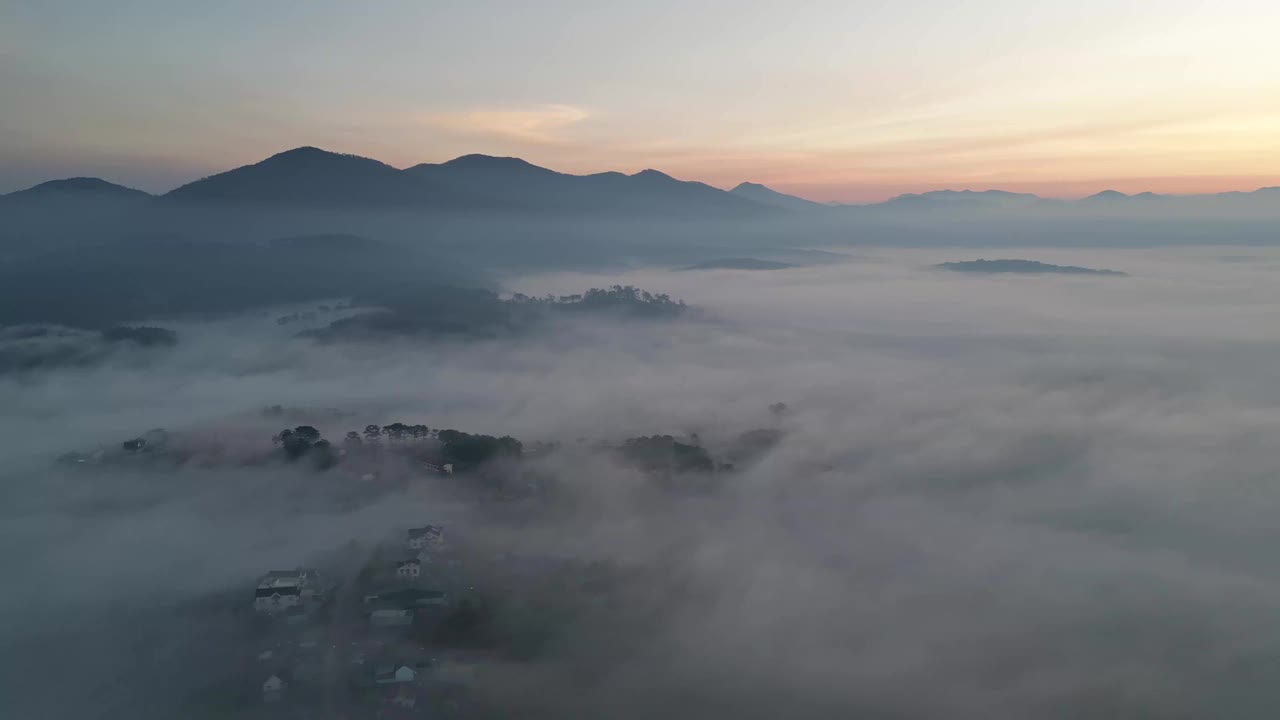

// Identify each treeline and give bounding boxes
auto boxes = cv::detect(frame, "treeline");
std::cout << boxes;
[306,284,686,341]
[510,285,684,316]
[271,422,523,470]
[619,435,715,474]
[270,423,717,477]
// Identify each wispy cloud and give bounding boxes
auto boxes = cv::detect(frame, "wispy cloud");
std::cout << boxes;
[421,104,590,144]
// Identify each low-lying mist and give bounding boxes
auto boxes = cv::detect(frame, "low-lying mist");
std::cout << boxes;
[3,246,1280,718]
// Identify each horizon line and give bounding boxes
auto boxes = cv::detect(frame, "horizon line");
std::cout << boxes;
[6,145,1278,205]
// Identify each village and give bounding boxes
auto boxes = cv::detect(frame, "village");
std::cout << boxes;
[245,521,488,718]
[47,414,769,718]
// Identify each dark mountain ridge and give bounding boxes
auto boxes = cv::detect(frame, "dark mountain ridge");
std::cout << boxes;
[729,182,825,211]
[7,146,1277,219]
[161,146,491,209]
[2,177,152,201]
[154,146,767,216]
[937,259,1127,276]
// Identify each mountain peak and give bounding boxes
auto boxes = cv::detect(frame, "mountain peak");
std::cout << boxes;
[442,154,538,169]
[729,181,823,211]
[162,146,411,205]
[1084,189,1128,201]
[632,169,675,181]
[5,177,150,199]
[256,146,393,169]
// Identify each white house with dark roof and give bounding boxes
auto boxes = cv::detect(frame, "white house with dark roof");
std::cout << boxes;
[254,584,301,613]
[259,568,321,596]
[254,568,323,612]
[407,525,444,550]
[395,558,421,579]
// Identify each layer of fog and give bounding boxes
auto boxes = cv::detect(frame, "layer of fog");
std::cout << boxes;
[3,246,1280,718]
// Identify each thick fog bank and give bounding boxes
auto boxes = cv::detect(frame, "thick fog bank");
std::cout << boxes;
[2,247,1280,718]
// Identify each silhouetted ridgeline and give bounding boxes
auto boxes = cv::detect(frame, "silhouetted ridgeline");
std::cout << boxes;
[937,259,1127,275]
[158,147,770,218]
[5,147,1280,271]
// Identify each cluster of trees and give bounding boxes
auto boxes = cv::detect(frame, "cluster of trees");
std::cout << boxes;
[271,421,523,471]
[437,429,523,467]
[510,284,684,312]
[308,284,686,341]
[341,422,435,446]
[618,435,714,474]
[271,425,334,466]
[509,285,686,319]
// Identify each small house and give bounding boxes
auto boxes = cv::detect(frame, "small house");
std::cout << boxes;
[258,568,321,599]
[407,525,444,550]
[395,559,421,579]
[374,664,417,685]
[254,584,301,613]
[262,675,286,703]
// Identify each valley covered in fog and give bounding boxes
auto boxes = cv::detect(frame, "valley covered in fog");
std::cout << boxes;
[5,246,1280,719]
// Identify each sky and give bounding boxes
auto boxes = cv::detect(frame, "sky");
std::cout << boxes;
[3,0,1280,201]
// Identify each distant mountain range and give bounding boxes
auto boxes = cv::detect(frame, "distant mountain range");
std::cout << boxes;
[937,259,1127,276]
[859,186,1280,217]
[159,147,766,217]
[2,146,1278,219]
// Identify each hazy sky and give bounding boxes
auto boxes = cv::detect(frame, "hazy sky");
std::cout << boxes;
[4,0,1279,201]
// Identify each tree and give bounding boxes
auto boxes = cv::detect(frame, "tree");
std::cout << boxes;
[384,422,410,442]
[293,425,321,443]
[438,429,524,468]
[620,435,713,474]
[344,431,362,448]
[769,402,789,420]
[278,425,325,460]
[363,424,382,442]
